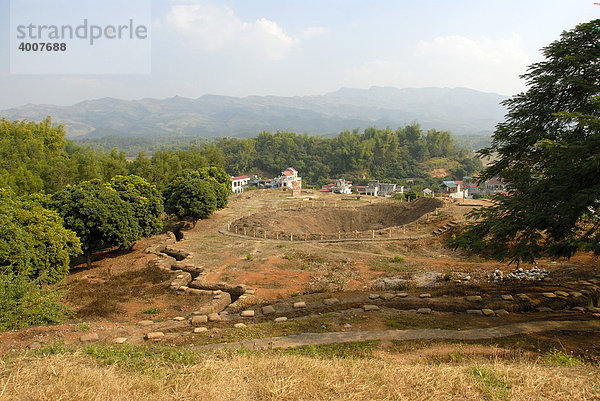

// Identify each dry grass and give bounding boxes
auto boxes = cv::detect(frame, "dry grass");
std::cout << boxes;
[1,347,599,401]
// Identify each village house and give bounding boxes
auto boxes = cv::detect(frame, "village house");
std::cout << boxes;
[485,176,505,194]
[355,180,403,197]
[277,167,302,190]
[330,179,353,194]
[440,180,468,199]
[230,175,250,193]
[423,188,434,197]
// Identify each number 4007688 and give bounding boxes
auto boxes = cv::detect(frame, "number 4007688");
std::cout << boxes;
[18,42,67,51]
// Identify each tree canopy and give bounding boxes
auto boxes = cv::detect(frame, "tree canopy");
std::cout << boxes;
[163,176,217,223]
[109,175,164,238]
[0,189,81,284]
[49,179,138,267]
[453,19,600,264]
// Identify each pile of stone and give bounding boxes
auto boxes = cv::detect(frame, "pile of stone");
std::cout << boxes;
[490,266,548,282]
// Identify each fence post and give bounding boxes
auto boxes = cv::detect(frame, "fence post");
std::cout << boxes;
[372,230,375,239]
[264,231,267,239]
[276,232,279,240]
[244,227,247,236]
[290,233,293,241]
[427,214,430,223]
[338,231,341,239]
[235,226,238,233]
[389,228,392,238]
[416,221,419,231]
[355,230,358,239]
[253,229,255,237]
[403,225,406,234]
[321,232,324,240]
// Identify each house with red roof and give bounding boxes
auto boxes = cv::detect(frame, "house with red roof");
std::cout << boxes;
[277,167,302,195]
[231,175,250,193]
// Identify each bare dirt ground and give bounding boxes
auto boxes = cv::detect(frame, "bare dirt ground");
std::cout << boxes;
[1,189,599,357]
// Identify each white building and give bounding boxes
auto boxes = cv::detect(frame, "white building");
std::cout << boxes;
[331,179,352,194]
[231,175,250,193]
[278,167,302,191]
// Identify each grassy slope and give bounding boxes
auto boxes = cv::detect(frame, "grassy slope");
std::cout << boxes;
[1,342,598,401]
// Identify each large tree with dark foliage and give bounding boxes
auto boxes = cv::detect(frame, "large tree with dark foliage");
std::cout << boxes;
[49,179,138,268]
[453,19,600,264]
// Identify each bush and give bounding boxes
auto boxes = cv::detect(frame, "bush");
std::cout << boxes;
[0,273,72,331]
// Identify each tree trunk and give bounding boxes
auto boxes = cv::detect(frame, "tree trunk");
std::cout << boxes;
[86,251,92,269]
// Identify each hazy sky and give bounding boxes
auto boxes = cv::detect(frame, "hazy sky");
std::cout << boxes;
[1,0,599,109]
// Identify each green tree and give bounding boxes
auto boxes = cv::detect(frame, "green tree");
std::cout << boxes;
[109,175,164,238]
[163,176,217,223]
[0,189,81,284]
[453,19,600,263]
[49,179,137,268]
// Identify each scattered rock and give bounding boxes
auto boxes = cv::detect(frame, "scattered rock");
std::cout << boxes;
[554,291,569,297]
[274,317,288,322]
[363,305,380,311]
[241,310,255,318]
[193,327,208,333]
[481,309,495,316]
[467,309,483,315]
[293,302,307,309]
[369,294,380,300]
[173,316,185,321]
[343,323,352,329]
[27,342,43,350]
[466,295,482,302]
[191,315,208,326]
[262,305,276,315]
[113,338,127,344]
[569,292,583,298]
[536,307,553,312]
[417,308,431,314]
[542,292,557,298]
[137,320,154,327]
[396,292,409,298]
[145,332,165,340]
[80,333,99,342]
[516,294,531,301]
[419,293,431,298]
[494,309,509,316]
[381,293,395,301]
[501,295,514,301]
[588,306,600,313]
[374,278,407,290]
[234,323,247,329]
[245,289,256,295]
[572,306,586,312]
[208,313,221,322]
[323,298,339,305]
[490,267,548,282]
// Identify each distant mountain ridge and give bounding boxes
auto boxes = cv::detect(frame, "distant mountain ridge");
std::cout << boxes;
[0,86,507,138]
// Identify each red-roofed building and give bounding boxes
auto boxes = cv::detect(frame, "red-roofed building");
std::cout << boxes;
[277,167,302,195]
[231,175,250,193]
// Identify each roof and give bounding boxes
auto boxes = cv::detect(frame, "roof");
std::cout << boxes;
[486,176,503,185]
[318,188,332,192]
[286,167,297,173]
[356,186,367,189]
[323,183,335,187]
[282,172,293,177]
[231,175,250,181]
[441,181,458,188]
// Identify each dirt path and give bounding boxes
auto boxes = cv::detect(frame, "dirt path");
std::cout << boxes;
[197,320,600,351]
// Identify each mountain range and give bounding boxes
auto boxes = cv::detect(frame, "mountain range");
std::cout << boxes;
[0,86,507,138]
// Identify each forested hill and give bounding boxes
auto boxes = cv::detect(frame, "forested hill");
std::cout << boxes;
[0,118,481,195]
[0,87,506,138]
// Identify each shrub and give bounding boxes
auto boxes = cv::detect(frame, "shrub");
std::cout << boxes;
[0,273,72,331]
